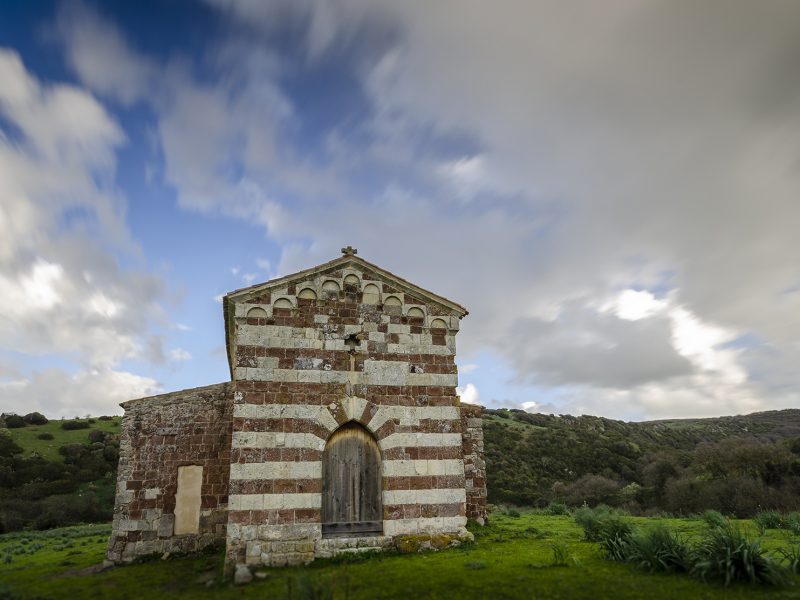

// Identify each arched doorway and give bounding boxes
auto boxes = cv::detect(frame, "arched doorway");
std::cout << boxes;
[322,421,383,537]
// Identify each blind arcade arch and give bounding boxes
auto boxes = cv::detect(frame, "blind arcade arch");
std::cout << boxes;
[321,422,383,537]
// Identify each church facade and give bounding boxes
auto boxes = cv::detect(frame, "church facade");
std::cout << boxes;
[106,249,486,573]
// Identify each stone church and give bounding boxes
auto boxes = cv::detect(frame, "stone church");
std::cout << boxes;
[106,248,486,573]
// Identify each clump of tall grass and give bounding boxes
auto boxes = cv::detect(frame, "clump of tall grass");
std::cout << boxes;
[574,506,631,543]
[577,508,789,586]
[627,526,691,573]
[700,510,727,529]
[786,513,800,536]
[754,510,786,533]
[775,545,800,574]
[691,522,787,586]
[574,506,634,560]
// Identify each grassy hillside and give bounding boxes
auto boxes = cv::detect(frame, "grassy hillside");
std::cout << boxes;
[6,417,121,462]
[483,408,800,514]
[0,417,120,532]
[2,513,800,599]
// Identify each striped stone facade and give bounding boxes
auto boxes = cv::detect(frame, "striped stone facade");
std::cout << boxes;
[108,251,486,574]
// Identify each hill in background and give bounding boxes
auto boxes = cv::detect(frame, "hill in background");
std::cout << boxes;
[0,414,121,532]
[484,408,800,516]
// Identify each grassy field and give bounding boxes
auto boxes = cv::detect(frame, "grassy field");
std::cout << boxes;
[6,417,121,461]
[2,512,800,599]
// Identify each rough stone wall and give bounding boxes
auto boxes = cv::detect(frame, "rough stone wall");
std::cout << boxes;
[226,263,470,571]
[461,404,487,524]
[107,383,232,564]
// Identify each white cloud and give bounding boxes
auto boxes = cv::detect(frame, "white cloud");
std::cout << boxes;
[0,48,167,415]
[459,363,479,375]
[457,383,480,405]
[55,1,157,105]
[670,307,745,383]
[604,289,668,322]
[0,368,159,418]
[169,348,192,361]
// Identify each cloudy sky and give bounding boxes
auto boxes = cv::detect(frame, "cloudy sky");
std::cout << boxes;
[1,0,799,420]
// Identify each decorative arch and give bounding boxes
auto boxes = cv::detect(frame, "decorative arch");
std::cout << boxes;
[273,298,293,309]
[362,283,380,304]
[384,295,402,306]
[321,421,383,537]
[298,287,317,300]
[407,306,425,319]
[246,306,267,318]
[430,318,448,330]
[322,280,341,293]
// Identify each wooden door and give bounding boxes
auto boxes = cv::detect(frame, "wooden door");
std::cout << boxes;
[322,422,382,537]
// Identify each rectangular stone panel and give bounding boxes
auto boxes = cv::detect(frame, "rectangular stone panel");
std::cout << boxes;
[174,465,203,535]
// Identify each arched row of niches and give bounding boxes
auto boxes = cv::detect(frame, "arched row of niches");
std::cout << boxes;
[238,269,457,329]
[244,298,453,330]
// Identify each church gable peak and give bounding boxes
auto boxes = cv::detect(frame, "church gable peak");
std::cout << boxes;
[224,252,468,317]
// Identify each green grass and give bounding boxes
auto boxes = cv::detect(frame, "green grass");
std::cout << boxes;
[3,513,800,599]
[6,417,121,461]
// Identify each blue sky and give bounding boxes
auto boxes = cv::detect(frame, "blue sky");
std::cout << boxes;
[1,1,799,420]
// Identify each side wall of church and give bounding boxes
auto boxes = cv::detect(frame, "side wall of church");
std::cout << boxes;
[461,404,487,524]
[107,383,232,564]
[226,265,473,571]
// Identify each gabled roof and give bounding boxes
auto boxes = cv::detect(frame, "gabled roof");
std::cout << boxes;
[225,252,468,314]
[222,251,468,378]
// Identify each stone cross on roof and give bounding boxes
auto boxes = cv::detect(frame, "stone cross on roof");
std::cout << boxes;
[341,246,358,256]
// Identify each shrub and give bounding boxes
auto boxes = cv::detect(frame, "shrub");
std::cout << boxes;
[786,513,800,536]
[60,421,89,431]
[36,432,54,441]
[23,412,48,426]
[564,474,621,507]
[505,508,520,518]
[754,510,785,533]
[4,414,25,429]
[87,430,106,443]
[544,502,569,515]
[98,416,113,421]
[691,522,788,586]
[700,510,727,528]
[0,433,23,458]
[627,526,690,573]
